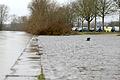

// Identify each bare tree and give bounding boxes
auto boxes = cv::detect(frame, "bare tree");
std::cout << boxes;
[94,0,99,31]
[10,15,18,30]
[10,15,27,31]
[65,3,77,26]
[76,0,96,31]
[0,4,8,30]
[97,0,115,31]
[113,0,120,32]
[73,0,86,32]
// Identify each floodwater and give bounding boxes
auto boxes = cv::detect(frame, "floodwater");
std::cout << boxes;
[39,35,120,80]
[0,31,32,80]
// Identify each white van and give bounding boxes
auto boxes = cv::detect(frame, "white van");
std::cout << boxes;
[114,26,119,32]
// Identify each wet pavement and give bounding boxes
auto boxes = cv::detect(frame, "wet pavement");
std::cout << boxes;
[4,37,43,80]
[38,35,120,80]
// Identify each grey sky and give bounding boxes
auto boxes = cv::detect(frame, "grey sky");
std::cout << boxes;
[0,0,118,22]
[0,0,70,16]
[0,0,31,16]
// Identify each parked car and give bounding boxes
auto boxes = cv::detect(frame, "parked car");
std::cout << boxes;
[104,26,112,32]
[114,26,119,32]
[111,27,115,32]
[89,28,94,32]
[72,27,78,31]
[96,28,102,32]
[79,28,88,32]
[77,27,82,32]
[96,26,103,32]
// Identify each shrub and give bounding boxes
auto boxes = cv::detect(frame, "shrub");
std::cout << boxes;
[26,0,73,35]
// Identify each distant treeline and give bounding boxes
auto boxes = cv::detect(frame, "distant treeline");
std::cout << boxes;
[2,23,25,31]
[2,20,119,31]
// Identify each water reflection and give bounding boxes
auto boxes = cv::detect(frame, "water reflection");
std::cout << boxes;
[0,31,32,79]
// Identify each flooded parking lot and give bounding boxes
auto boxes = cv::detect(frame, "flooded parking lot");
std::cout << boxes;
[1,33,120,80]
[38,35,120,80]
[0,31,31,80]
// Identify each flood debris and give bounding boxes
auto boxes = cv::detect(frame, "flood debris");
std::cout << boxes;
[86,37,91,41]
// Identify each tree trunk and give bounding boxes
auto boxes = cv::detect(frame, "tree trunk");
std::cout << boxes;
[94,0,97,32]
[0,25,2,30]
[78,18,80,27]
[94,13,97,32]
[102,16,104,31]
[88,21,90,31]
[82,20,84,32]
[119,10,120,32]
[0,22,3,30]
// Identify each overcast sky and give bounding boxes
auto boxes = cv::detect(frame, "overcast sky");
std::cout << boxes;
[0,0,31,16]
[0,0,71,16]
[0,0,118,22]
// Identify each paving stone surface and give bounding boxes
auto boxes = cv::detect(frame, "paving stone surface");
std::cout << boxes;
[4,37,42,80]
[5,77,37,80]
[38,35,120,80]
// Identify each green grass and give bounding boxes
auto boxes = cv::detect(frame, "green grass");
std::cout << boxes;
[71,31,120,35]
[38,67,45,80]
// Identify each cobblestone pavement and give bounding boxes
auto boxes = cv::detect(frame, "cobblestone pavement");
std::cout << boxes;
[4,37,42,80]
[38,35,120,80]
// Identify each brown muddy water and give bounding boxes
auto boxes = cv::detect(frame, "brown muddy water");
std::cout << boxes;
[0,31,32,80]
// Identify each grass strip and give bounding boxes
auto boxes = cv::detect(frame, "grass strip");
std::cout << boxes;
[38,67,45,80]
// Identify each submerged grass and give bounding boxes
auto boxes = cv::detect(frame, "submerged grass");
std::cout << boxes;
[38,67,45,80]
